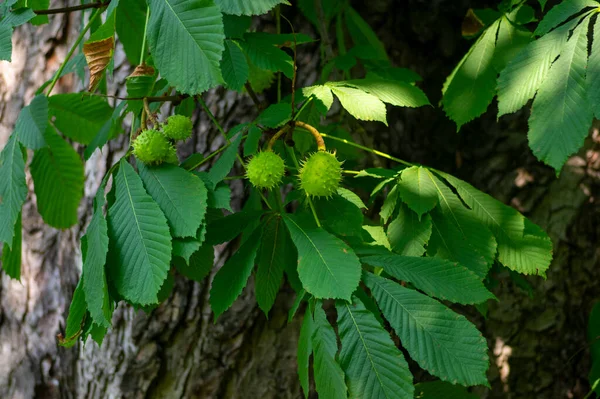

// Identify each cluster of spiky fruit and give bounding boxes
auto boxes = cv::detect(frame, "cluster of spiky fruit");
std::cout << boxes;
[245,149,342,198]
[132,115,193,165]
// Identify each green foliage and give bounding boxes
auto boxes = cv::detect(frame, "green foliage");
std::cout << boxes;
[363,272,489,386]
[3,1,565,395]
[147,0,225,94]
[30,127,84,228]
[337,296,414,399]
[107,160,172,305]
[284,214,361,301]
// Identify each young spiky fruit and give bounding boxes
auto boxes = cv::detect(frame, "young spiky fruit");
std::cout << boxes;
[165,145,179,164]
[133,129,171,165]
[246,151,285,189]
[163,115,193,141]
[299,151,342,197]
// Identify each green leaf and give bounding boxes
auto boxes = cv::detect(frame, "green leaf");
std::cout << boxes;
[14,94,48,150]
[414,381,480,399]
[314,194,364,238]
[336,295,414,399]
[333,79,430,108]
[426,170,497,268]
[283,214,361,301]
[221,39,249,91]
[312,305,348,399]
[81,188,110,328]
[442,20,498,130]
[61,280,87,347]
[337,187,366,209]
[257,103,292,128]
[396,166,438,218]
[587,16,600,119]
[147,0,225,94]
[302,85,334,114]
[0,25,11,61]
[126,71,157,115]
[209,226,262,319]
[116,0,146,64]
[107,160,172,305]
[255,215,288,315]
[205,209,264,244]
[2,212,21,279]
[363,272,489,386]
[241,33,294,78]
[214,0,288,15]
[363,255,494,305]
[380,184,398,224]
[441,172,553,275]
[492,15,531,71]
[528,17,593,172]
[208,132,242,184]
[85,101,126,160]
[30,127,84,229]
[329,85,387,125]
[298,308,314,398]
[0,134,27,246]
[48,94,113,145]
[428,208,490,279]
[363,225,392,250]
[223,14,251,38]
[139,163,208,238]
[243,124,262,157]
[534,0,597,36]
[387,203,432,257]
[173,242,214,281]
[2,7,35,26]
[173,238,201,263]
[497,17,580,116]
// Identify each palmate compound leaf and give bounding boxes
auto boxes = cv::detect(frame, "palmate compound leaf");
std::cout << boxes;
[362,255,495,305]
[214,0,289,15]
[283,214,361,301]
[107,160,172,305]
[329,79,430,108]
[138,162,208,238]
[312,305,348,399]
[336,295,414,399]
[396,165,438,219]
[424,169,497,276]
[30,126,84,229]
[81,186,111,328]
[255,214,288,315]
[209,225,263,320]
[147,0,225,95]
[528,16,594,173]
[0,134,27,246]
[442,19,499,130]
[497,15,585,117]
[440,172,553,276]
[363,272,489,386]
[328,85,388,125]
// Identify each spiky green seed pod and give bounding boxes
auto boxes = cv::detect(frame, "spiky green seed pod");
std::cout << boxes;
[162,115,193,141]
[246,151,285,189]
[133,129,171,165]
[165,145,178,165]
[299,151,342,197]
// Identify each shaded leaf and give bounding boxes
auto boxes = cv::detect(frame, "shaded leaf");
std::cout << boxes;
[312,305,347,399]
[0,134,27,245]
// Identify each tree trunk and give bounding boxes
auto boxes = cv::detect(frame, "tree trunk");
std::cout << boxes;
[1,2,598,399]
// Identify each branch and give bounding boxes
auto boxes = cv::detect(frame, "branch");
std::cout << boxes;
[34,2,110,15]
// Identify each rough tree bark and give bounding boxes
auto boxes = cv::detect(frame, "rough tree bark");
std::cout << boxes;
[0,1,598,399]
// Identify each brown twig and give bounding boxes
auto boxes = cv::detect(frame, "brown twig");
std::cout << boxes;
[294,121,325,151]
[143,98,159,126]
[86,93,188,103]
[267,125,292,150]
[34,1,110,15]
